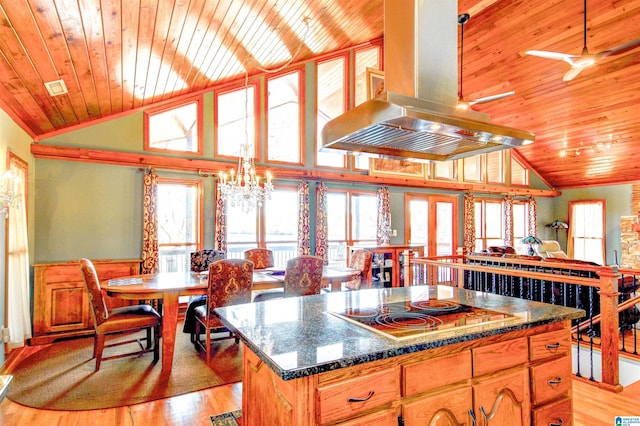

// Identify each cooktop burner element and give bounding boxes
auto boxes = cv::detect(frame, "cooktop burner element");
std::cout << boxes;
[332,299,517,340]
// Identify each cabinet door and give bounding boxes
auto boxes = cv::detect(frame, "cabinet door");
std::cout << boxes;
[472,369,530,426]
[402,385,472,425]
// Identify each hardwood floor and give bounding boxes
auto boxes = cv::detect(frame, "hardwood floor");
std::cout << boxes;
[0,377,636,425]
[0,382,242,425]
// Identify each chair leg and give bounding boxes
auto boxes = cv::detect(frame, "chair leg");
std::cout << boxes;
[205,325,212,364]
[94,334,106,372]
[146,327,152,349]
[194,321,202,351]
[153,325,160,363]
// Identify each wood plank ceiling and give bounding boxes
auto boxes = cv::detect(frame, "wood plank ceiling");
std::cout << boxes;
[0,0,639,190]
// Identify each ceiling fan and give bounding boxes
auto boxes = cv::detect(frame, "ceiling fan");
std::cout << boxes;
[457,13,514,111]
[525,0,640,82]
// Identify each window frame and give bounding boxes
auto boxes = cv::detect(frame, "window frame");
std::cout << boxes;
[265,68,305,166]
[213,80,261,161]
[510,153,530,187]
[222,185,299,262]
[474,198,505,251]
[156,177,204,272]
[325,188,377,264]
[143,96,204,155]
[568,199,606,264]
[315,53,350,169]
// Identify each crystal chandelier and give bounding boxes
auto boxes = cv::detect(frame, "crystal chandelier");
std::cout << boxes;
[0,170,20,219]
[219,75,274,212]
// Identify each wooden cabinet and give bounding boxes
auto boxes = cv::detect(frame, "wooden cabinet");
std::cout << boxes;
[32,259,141,344]
[242,321,573,426]
[348,245,424,288]
[529,329,574,425]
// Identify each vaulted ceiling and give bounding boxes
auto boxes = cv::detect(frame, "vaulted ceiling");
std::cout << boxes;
[0,0,639,189]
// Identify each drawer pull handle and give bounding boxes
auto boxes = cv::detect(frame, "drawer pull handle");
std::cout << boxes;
[348,390,374,403]
[468,409,477,425]
[550,419,564,426]
[548,376,563,385]
[546,342,561,349]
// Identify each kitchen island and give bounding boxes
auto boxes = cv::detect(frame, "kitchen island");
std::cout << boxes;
[215,285,584,425]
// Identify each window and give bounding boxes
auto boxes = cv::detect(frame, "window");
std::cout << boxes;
[512,201,530,254]
[267,70,303,164]
[463,155,483,182]
[144,98,202,154]
[568,200,605,265]
[354,45,381,107]
[432,161,457,180]
[353,45,381,170]
[486,151,504,184]
[406,194,458,256]
[474,199,504,251]
[215,83,258,158]
[326,190,377,265]
[225,187,299,266]
[317,56,347,168]
[157,179,203,272]
[511,155,529,186]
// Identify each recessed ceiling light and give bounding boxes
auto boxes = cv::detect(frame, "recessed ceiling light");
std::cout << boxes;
[44,79,68,97]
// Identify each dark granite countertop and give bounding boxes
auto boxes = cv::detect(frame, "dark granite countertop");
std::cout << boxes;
[214,285,584,381]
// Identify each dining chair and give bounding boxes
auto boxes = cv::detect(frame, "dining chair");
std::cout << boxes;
[253,255,324,302]
[243,248,274,270]
[184,249,227,339]
[79,258,161,372]
[343,249,373,290]
[193,259,254,364]
[190,249,226,272]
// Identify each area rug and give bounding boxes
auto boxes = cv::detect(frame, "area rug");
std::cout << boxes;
[210,409,242,426]
[7,328,242,410]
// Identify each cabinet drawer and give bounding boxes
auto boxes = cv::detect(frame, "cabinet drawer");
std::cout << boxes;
[530,356,572,406]
[472,337,528,376]
[334,407,398,426]
[403,351,471,396]
[317,368,399,424]
[530,329,571,361]
[532,396,572,425]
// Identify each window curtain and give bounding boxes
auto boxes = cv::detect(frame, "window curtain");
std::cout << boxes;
[503,195,514,246]
[141,169,159,274]
[297,181,311,255]
[527,197,537,236]
[7,166,31,348]
[315,182,328,264]
[376,186,391,245]
[214,183,227,252]
[463,192,475,254]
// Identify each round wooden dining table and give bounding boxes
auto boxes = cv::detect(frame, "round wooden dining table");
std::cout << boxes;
[105,271,284,372]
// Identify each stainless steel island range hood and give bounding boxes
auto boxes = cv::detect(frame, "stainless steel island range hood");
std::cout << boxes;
[321,0,534,162]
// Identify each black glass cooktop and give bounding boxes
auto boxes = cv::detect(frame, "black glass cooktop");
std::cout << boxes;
[329,299,517,340]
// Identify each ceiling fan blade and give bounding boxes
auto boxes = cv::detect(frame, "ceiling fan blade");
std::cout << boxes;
[563,66,585,82]
[596,38,640,59]
[525,50,578,64]
[468,91,515,106]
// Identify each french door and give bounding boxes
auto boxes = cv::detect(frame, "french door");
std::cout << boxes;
[405,194,458,257]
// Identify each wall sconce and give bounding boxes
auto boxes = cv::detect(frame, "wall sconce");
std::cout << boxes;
[0,170,20,219]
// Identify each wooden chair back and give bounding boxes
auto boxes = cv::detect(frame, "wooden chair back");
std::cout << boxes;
[283,255,324,297]
[244,248,274,269]
[190,249,226,272]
